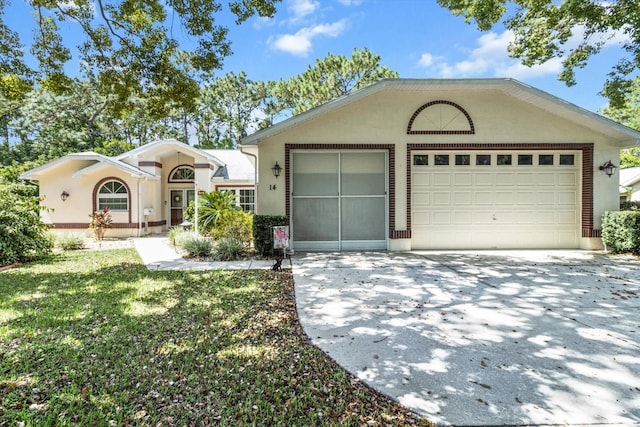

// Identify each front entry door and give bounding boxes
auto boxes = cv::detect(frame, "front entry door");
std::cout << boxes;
[170,189,195,226]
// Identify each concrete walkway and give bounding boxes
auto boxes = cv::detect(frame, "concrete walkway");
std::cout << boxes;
[133,236,277,270]
[293,250,640,427]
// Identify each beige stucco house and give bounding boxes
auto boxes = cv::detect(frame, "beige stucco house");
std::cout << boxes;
[620,167,640,202]
[20,139,257,237]
[241,78,640,251]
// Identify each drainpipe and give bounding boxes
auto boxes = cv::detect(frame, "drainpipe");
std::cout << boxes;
[239,144,258,214]
[137,178,142,237]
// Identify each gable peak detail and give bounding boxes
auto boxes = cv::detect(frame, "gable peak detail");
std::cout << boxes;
[407,100,475,135]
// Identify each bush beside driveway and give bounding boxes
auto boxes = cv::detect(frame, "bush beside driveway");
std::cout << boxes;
[294,250,640,426]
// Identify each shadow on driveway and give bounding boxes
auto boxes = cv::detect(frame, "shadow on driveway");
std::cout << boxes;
[293,250,640,426]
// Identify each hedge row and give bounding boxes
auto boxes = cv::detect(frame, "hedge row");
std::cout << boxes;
[252,215,289,257]
[602,211,640,254]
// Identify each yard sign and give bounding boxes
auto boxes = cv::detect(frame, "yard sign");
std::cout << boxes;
[273,226,289,249]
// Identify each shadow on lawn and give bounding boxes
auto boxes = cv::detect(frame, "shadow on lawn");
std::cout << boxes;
[0,250,263,424]
[1,249,427,426]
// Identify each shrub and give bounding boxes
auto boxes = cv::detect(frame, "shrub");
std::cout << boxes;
[253,215,288,257]
[0,187,52,266]
[184,191,254,245]
[214,237,245,260]
[56,233,86,250]
[214,210,253,245]
[179,235,214,258]
[89,207,113,240]
[602,211,640,254]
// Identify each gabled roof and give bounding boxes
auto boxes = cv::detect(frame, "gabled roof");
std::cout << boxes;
[241,78,640,147]
[19,152,156,181]
[204,149,255,181]
[117,138,224,168]
[620,166,640,187]
[72,156,158,179]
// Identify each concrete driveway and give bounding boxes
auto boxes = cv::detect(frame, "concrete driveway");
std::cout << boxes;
[293,251,640,426]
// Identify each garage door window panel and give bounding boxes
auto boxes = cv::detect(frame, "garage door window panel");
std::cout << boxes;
[435,155,450,165]
[560,154,575,165]
[455,155,470,165]
[497,155,512,165]
[342,198,386,240]
[518,155,533,165]
[414,155,428,165]
[292,198,339,241]
[293,153,338,196]
[539,155,554,165]
[476,155,491,165]
[341,153,385,196]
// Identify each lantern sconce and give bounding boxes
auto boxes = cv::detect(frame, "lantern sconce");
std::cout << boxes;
[599,160,618,178]
[271,161,282,179]
[60,190,69,202]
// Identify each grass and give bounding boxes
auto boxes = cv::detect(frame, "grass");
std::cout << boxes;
[0,249,432,426]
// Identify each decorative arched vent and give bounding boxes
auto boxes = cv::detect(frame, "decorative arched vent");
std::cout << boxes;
[407,100,475,135]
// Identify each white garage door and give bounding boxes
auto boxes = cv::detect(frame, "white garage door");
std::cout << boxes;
[291,151,387,251]
[411,151,579,249]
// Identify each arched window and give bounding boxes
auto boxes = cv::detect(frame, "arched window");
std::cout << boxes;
[98,180,128,211]
[169,165,195,182]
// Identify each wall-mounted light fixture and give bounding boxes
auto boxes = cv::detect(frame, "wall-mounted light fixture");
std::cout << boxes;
[271,161,282,179]
[60,190,69,202]
[599,160,618,178]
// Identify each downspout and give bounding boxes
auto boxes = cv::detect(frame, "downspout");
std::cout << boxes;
[239,143,258,214]
[137,178,143,237]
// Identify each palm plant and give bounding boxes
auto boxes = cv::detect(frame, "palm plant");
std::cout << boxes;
[196,190,239,235]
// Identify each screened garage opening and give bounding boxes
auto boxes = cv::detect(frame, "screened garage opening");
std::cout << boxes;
[411,150,580,249]
[291,151,388,251]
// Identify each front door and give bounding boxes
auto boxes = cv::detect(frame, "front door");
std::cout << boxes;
[170,189,195,226]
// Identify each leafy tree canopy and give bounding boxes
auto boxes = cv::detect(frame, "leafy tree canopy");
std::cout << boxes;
[602,76,640,168]
[437,0,640,108]
[0,0,280,117]
[268,48,399,118]
[196,71,270,148]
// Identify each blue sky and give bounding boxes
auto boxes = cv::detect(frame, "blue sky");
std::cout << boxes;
[7,0,630,114]
[215,0,629,113]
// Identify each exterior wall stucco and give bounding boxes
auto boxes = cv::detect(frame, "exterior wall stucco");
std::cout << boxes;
[39,164,144,238]
[26,140,256,239]
[255,87,623,250]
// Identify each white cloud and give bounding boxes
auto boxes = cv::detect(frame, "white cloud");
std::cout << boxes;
[417,30,562,80]
[270,20,348,56]
[418,53,434,67]
[288,0,319,22]
[498,58,563,80]
[336,0,363,5]
[418,23,632,82]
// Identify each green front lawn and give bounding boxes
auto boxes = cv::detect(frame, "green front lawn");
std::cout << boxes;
[0,249,431,426]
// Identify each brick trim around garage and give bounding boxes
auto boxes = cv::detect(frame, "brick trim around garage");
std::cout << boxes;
[284,144,397,237]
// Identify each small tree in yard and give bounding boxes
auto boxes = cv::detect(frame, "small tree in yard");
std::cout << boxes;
[89,207,113,240]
